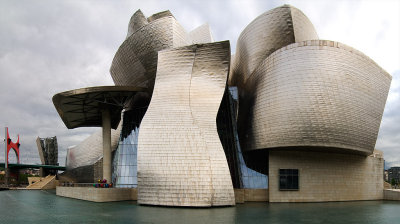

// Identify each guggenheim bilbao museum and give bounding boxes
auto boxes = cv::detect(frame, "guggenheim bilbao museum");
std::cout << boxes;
[53,5,392,206]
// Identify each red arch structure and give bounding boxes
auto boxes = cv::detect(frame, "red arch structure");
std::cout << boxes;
[6,127,20,167]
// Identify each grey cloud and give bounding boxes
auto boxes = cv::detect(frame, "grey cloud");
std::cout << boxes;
[377,70,400,168]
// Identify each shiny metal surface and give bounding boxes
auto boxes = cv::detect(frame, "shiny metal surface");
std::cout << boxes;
[110,10,191,92]
[126,10,147,39]
[189,24,214,44]
[241,40,391,155]
[66,123,121,169]
[56,5,391,206]
[229,5,318,87]
[65,9,219,181]
[52,86,145,129]
[137,41,235,207]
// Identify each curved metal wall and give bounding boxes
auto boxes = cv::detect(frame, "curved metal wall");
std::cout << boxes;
[242,40,391,155]
[110,11,190,91]
[229,5,318,87]
[137,41,235,207]
[126,10,148,39]
[65,9,219,181]
[66,123,121,169]
[189,24,214,44]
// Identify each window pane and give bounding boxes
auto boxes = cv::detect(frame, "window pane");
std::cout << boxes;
[279,169,299,190]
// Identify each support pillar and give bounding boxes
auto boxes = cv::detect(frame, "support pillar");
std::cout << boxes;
[4,128,9,186]
[102,109,112,183]
[5,168,10,186]
[39,167,46,177]
[4,127,7,169]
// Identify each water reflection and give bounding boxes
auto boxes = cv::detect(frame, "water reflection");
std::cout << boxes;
[2,190,400,224]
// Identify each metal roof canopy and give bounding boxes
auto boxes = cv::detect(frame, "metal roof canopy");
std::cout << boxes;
[53,86,146,129]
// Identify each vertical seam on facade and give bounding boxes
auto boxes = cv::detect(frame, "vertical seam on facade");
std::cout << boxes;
[188,46,216,206]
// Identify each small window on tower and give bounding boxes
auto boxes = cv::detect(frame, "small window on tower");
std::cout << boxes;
[279,169,299,190]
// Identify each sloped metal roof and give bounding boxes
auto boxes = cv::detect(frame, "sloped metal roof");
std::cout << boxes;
[53,86,146,129]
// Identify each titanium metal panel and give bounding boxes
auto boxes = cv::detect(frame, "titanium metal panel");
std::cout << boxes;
[137,41,235,207]
[110,10,191,92]
[189,24,214,44]
[229,5,318,87]
[126,10,148,39]
[65,123,122,169]
[65,9,216,179]
[242,40,391,155]
[52,86,144,129]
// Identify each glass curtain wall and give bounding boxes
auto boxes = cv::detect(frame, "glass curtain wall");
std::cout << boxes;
[112,107,147,188]
[217,86,268,189]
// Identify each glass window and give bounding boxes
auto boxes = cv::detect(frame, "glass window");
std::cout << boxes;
[112,108,146,188]
[279,169,299,190]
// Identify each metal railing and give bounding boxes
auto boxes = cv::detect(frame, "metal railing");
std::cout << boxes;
[60,182,137,188]
[60,182,98,187]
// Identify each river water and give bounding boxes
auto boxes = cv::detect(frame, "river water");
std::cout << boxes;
[1,190,399,224]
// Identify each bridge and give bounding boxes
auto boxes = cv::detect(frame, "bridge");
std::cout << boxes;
[0,163,66,171]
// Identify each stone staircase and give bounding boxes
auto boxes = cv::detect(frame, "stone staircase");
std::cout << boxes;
[26,175,56,190]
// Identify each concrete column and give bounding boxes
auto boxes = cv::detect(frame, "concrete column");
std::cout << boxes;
[39,167,46,177]
[102,109,112,182]
[5,168,10,186]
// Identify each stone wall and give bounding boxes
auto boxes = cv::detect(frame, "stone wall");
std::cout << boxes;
[234,189,269,203]
[269,150,384,202]
[384,189,400,201]
[93,159,103,182]
[56,187,134,202]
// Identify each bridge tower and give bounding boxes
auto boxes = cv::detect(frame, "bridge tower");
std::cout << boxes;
[5,127,20,168]
[4,127,21,186]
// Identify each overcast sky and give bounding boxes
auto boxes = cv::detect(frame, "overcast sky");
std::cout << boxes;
[0,0,399,167]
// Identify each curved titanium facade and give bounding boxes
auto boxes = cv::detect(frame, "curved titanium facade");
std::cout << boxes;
[241,40,391,155]
[229,5,318,86]
[55,5,391,204]
[110,10,190,91]
[137,41,235,207]
[66,124,121,169]
[189,24,214,44]
[64,10,219,181]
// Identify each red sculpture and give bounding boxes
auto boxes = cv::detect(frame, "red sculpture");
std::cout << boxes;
[6,127,20,165]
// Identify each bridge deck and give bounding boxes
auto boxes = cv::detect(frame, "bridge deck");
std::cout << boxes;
[0,163,66,170]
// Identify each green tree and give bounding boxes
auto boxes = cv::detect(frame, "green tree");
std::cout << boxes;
[391,178,396,186]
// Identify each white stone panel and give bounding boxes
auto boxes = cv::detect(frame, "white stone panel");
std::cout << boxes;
[269,150,384,202]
